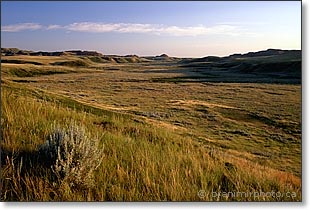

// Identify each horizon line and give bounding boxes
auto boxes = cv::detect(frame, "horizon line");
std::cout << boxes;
[1,47,301,58]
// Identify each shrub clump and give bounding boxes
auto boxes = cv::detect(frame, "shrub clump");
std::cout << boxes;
[38,122,104,188]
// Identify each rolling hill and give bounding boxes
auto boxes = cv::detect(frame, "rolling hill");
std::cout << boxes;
[1,48,301,83]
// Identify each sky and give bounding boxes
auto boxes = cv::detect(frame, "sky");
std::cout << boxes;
[1,1,301,57]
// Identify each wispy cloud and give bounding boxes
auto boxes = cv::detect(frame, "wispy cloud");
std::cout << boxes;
[1,23,43,32]
[2,22,255,37]
[46,24,63,30]
[217,21,268,26]
[66,22,121,32]
[159,24,240,36]
[64,22,245,36]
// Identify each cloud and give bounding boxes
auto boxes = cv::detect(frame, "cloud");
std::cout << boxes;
[46,24,63,30]
[1,23,42,32]
[66,22,121,32]
[157,25,240,36]
[64,22,244,36]
[2,21,254,37]
[116,23,155,33]
[65,22,161,34]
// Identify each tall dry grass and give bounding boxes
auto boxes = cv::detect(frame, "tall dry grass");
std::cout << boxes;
[1,86,301,201]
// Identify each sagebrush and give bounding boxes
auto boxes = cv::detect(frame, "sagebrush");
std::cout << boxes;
[39,122,104,188]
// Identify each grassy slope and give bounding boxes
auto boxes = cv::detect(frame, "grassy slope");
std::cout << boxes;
[1,83,301,201]
[0,55,301,201]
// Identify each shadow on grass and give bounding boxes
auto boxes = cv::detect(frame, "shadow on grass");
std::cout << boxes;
[1,147,57,179]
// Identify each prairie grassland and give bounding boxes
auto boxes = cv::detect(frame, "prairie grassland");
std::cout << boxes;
[0,56,301,201]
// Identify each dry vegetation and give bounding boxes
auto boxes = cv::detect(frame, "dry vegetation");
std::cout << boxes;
[0,53,301,201]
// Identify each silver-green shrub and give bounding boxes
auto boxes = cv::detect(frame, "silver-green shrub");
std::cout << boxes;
[39,122,104,188]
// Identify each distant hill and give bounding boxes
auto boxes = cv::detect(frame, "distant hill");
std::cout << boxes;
[180,56,223,64]
[179,49,301,84]
[1,48,104,57]
[1,48,152,63]
[227,49,301,59]
[1,48,34,56]
[1,47,301,68]
[144,53,181,61]
[180,49,301,64]
[1,47,301,83]
[181,49,301,65]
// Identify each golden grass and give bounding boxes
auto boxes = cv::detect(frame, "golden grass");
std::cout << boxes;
[0,55,301,201]
[0,85,301,201]
[2,55,88,65]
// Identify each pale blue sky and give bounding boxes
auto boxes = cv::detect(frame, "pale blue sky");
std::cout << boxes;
[1,1,301,57]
